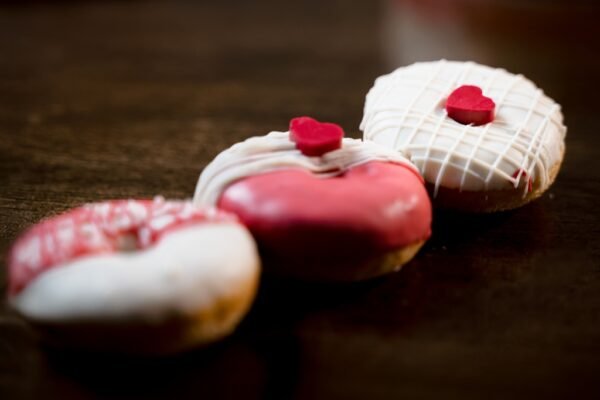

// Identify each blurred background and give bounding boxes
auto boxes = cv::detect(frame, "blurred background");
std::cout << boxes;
[1,1,599,399]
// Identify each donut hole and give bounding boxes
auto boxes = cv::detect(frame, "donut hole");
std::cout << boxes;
[115,233,138,252]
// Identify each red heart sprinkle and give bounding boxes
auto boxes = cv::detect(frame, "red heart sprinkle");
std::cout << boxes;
[445,85,495,126]
[289,116,344,157]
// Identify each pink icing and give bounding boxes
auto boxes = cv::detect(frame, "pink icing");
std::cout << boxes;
[218,161,431,265]
[8,198,233,295]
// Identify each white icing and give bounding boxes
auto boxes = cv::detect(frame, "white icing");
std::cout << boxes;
[360,60,567,195]
[11,223,259,322]
[193,131,418,206]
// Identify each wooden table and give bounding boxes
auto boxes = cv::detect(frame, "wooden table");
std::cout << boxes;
[1,1,599,398]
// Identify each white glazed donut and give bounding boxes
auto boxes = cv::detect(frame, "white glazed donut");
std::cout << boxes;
[7,197,260,354]
[361,60,567,212]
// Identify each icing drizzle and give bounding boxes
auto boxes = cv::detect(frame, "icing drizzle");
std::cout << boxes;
[193,131,419,206]
[8,197,233,295]
[360,60,566,196]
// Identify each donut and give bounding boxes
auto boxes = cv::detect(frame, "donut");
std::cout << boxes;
[360,60,567,212]
[7,197,260,354]
[193,117,432,281]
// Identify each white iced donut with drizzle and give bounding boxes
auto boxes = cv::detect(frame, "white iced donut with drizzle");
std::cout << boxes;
[361,60,567,212]
[7,197,260,354]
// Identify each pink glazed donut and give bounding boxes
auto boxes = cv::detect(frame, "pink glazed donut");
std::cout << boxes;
[7,197,260,354]
[194,117,432,281]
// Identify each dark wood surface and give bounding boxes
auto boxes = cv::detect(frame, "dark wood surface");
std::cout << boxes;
[1,1,600,399]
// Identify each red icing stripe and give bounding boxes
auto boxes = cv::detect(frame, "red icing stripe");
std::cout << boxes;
[512,169,533,192]
[8,198,233,295]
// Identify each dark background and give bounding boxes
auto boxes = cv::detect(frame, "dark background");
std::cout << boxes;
[1,1,599,399]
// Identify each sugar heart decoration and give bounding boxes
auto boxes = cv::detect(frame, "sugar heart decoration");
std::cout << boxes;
[289,116,344,157]
[445,85,495,126]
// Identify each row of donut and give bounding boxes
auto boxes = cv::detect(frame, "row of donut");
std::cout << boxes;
[7,60,566,354]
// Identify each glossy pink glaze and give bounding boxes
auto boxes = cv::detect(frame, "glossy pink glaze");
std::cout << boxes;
[8,199,233,295]
[218,161,432,264]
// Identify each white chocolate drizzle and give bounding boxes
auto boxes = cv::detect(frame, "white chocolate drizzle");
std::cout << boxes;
[193,131,418,206]
[360,60,566,196]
